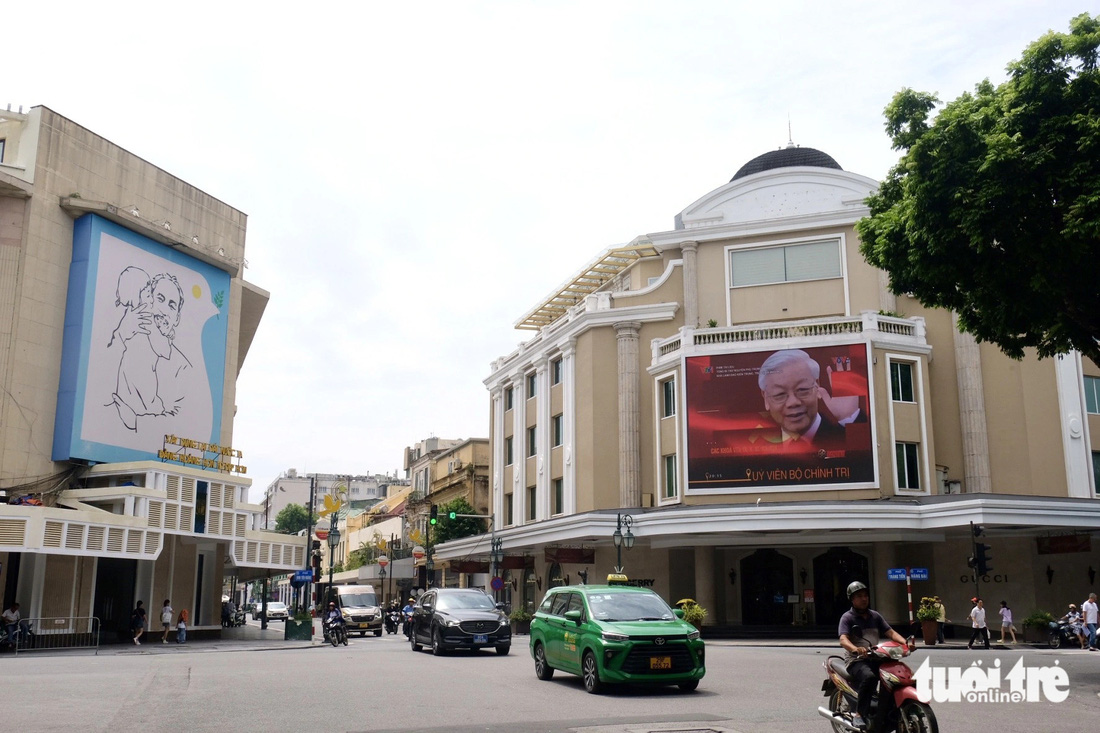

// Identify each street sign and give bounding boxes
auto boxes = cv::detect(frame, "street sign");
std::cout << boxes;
[293,569,313,583]
[490,576,504,591]
[910,567,929,581]
[887,568,907,581]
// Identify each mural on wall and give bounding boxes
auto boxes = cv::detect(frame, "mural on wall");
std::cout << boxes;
[53,214,230,465]
[683,343,876,493]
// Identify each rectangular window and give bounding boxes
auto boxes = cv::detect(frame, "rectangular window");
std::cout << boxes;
[526,373,537,398]
[552,414,563,447]
[553,478,563,515]
[661,379,676,417]
[890,362,915,403]
[1093,452,1100,495]
[663,455,677,499]
[730,239,841,287]
[527,426,537,457]
[504,386,514,411]
[0,139,5,163]
[527,486,536,521]
[506,494,514,526]
[1085,376,1100,415]
[551,358,563,385]
[895,442,921,490]
[504,436,513,466]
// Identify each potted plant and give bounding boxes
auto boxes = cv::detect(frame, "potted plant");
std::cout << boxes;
[675,598,708,630]
[916,597,940,645]
[1021,609,1056,645]
[509,607,533,635]
[284,609,315,642]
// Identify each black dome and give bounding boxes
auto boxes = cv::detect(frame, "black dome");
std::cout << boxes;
[731,145,842,182]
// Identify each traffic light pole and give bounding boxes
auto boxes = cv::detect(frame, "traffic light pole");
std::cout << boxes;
[306,477,316,616]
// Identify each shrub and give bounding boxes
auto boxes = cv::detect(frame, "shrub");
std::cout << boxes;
[916,597,940,622]
[681,602,707,628]
[508,608,533,623]
[1021,610,1056,630]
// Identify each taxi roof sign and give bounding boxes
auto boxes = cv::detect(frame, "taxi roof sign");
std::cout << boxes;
[606,573,629,585]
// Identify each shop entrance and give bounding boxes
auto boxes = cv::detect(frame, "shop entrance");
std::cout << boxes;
[93,557,137,642]
[740,549,794,625]
[813,547,869,626]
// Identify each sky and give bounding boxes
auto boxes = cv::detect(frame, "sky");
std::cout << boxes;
[5,1,1088,502]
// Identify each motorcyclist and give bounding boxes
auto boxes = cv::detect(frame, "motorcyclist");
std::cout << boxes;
[837,581,912,731]
[323,601,345,634]
[402,597,416,636]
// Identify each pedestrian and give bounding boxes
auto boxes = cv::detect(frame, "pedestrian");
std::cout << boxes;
[131,600,147,645]
[176,609,188,644]
[933,596,948,644]
[998,600,1017,644]
[967,597,989,649]
[1083,592,1098,652]
[160,599,173,643]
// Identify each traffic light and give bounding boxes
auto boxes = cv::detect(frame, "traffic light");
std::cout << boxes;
[448,510,457,520]
[972,524,985,537]
[429,505,438,525]
[312,540,321,551]
[975,543,993,575]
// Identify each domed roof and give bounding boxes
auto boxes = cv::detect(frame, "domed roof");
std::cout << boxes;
[731,144,842,182]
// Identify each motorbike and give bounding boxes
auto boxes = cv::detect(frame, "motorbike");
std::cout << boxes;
[818,637,937,733]
[384,608,402,635]
[0,621,34,650]
[1047,619,1083,649]
[323,617,348,647]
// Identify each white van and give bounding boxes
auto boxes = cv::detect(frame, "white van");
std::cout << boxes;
[322,584,383,637]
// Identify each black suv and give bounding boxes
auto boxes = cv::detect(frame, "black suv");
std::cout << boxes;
[409,588,511,656]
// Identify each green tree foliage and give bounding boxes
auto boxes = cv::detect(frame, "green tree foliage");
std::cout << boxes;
[273,503,313,535]
[857,13,1100,363]
[431,497,486,544]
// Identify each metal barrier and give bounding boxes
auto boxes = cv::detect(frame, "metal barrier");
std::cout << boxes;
[6,616,101,655]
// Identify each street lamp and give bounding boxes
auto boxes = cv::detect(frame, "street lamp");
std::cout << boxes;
[377,554,389,605]
[612,513,634,572]
[327,525,341,595]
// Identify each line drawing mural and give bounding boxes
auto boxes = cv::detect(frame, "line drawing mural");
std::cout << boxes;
[107,267,194,431]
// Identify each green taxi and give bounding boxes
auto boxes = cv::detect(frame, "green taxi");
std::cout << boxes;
[528,584,705,693]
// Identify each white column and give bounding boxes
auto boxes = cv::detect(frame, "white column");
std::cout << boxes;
[512,371,527,523]
[681,241,699,327]
[616,321,642,508]
[1054,351,1094,498]
[562,338,578,515]
[952,315,992,493]
[693,546,715,626]
[535,357,551,520]
[490,388,504,531]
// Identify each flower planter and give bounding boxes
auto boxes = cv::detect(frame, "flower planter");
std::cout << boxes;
[920,620,938,646]
[511,620,531,636]
[284,618,314,641]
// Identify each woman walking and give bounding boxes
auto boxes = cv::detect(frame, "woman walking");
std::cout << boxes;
[131,600,147,645]
[160,599,174,643]
[999,600,1017,644]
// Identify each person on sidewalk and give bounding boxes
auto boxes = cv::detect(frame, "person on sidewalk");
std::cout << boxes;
[176,609,188,644]
[968,597,989,649]
[160,599,173,643]
[2,602,31,649]
[838,581,912,731]
[1083,593,1099,651]
[998,600,1017,644]
[933,596,948,644]
[131,600,147,645]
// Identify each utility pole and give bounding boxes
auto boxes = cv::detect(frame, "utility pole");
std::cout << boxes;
[306,476,316,615]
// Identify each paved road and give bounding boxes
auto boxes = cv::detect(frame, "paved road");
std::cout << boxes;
[7,629,1099,732]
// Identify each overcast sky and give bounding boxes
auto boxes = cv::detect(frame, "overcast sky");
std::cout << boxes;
[6,1,1087,501]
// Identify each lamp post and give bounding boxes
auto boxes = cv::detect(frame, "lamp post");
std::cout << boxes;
[327,525,341,596]
[612,513,635,573]
[377,554,389,605]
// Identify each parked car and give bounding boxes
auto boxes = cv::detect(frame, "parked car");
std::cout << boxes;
[529,584,705,694]
[409,588,511,655]
[254,601,289,621]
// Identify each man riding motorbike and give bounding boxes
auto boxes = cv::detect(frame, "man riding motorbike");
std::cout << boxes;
[402,597,416,637]
[838,581,912,730]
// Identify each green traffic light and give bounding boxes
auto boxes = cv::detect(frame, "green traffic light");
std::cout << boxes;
[449,511,457,520]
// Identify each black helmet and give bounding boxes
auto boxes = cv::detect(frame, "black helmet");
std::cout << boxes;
[846,581,868,599]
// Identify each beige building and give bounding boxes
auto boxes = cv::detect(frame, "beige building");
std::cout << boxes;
[435,144,1100,630]
[0,106,303,641]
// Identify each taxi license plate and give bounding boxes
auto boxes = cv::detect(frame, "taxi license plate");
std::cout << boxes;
[649,656,672,670]
[358,623,370,629]
[474,634,488,644]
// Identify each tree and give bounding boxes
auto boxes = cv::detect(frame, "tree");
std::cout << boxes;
[431,497,486,544]
[857,13,1100,364]
[273,503,312,535]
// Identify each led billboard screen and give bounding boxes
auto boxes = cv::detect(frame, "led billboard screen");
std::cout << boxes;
[684,343,875,492]
[53,214,230,465]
